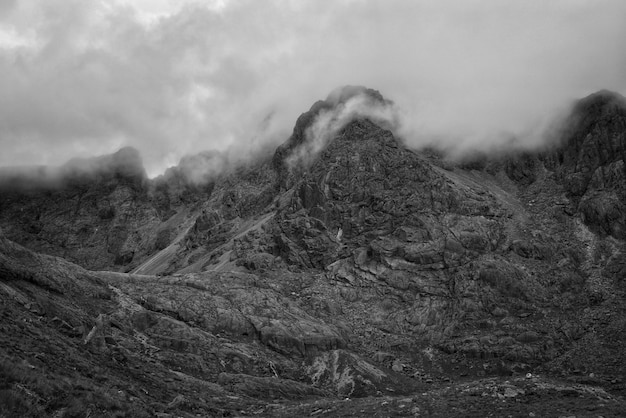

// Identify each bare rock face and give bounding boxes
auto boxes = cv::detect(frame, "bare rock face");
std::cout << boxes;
[105,271,347,357]
[272,86,393,189]
[264,116,529,354]
[1,87,626,417]
[0,147,220,272]
[306,349,418,397]
[545,90,626,238]
[0,147,161,270]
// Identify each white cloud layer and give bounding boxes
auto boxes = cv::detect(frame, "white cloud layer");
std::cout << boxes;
[0,0,625,176]
[286,92,401,169]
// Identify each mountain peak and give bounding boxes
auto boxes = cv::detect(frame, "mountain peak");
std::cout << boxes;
[543,89,626,238]
[273,86,397,176]
[578,88,626,105]
[571,89,626,120]
[325,85,389,106]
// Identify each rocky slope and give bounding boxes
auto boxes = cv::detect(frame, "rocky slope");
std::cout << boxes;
[545,90,626,239]
[1,87,625,417]
[0,146,220,272]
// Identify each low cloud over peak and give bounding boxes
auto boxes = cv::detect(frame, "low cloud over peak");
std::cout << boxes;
[0,0,625,177]
[283,86,401,168]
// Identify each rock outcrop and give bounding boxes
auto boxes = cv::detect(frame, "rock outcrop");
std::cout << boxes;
[545,90,626,238]
[0,147,218,272]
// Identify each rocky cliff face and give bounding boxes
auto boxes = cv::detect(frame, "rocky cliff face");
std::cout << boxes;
[545,90,626,238]
[1,87,625,417]
[0,147,217,271]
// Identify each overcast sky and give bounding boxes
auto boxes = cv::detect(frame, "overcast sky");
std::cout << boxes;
[1,0,625,176]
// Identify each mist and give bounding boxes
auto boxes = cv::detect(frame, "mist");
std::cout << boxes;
[286,89,401,169]
[0,0,625,178]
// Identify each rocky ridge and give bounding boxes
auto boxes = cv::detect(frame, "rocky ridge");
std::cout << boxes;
[1,87,625,417]
[545,90,626,239]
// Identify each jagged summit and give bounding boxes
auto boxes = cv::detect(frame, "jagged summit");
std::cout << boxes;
[542,89,626,238]
[573,89,626,116]
[325,85,389,106]
[553,89,626,176]
[2,88,623,194]
[273,86,396,177]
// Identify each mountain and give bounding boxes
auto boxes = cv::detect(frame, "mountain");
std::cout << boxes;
[545,90,626,239]
[1,87,625,417]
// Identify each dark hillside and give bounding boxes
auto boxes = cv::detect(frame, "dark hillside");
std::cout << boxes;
[1,87,625,417]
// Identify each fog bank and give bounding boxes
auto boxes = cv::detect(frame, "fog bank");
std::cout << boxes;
[0,0,625,176]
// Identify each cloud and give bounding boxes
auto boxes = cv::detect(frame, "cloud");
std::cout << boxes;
[285,89,401,168]
[0,0,625,177]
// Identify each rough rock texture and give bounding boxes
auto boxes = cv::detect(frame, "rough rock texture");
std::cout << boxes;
[0,234,420,417]
[0,148,160,270]
[0,147,218,272]
[1,87,626,417]
[544,90,626,238]
[272,86,392,189]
